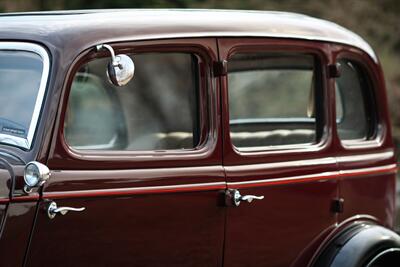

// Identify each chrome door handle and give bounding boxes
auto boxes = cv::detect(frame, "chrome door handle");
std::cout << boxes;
[240,195,264,203]
[47,201,85,219]
[232,189,264,206]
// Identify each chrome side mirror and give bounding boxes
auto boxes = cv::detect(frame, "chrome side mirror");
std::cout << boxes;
[23,161,50,193]
[96,44,135,86]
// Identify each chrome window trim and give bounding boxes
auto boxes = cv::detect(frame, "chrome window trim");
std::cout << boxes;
[0,42,50,150]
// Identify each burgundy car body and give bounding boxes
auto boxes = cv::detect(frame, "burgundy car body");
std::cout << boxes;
[0,9,397,267]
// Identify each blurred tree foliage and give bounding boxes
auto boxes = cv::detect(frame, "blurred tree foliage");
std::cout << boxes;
[1,0,400,159]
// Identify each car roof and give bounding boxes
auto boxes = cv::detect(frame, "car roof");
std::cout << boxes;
[0,9,376,61]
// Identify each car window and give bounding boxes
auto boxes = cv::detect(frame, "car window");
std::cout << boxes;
[0,45,49,149]
[335,59,374,141]
[64,73,119,149]
[64,52,200,151]
[227,52,317,149]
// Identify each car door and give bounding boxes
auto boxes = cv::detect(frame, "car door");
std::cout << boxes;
[330,45,398,227]
[25,38,226,266]
[219,38,339,267]
[0,42,51,266]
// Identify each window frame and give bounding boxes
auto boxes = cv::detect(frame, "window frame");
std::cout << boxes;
[51,39,219,169]
[334,51,381,149]
[225,45,327,154]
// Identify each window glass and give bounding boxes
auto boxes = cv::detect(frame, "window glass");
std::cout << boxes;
[65,52,200,151]
[228,53,317,149]
[335,59,372,141]
[0,51,43,139]
[335,85,344,121]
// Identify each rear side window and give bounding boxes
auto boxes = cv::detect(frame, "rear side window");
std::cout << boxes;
[228,53,318,149]
[64,52,200,151]
[335,59,375,141]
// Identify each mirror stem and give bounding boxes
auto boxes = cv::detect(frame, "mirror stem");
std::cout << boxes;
[96,44,121,69]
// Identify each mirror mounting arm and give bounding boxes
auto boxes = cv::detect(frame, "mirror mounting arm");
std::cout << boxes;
[96,44,121,69]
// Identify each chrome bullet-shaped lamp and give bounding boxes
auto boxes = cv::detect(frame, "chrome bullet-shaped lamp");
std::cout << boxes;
[23,161,50,193]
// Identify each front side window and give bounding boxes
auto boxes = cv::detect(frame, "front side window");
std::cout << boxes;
[335,59,375,141]
[228,52,318,149]
[0,43,49,149]
[64,52,201,151]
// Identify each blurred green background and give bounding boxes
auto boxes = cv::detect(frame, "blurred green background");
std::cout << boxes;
[1,0,400,224]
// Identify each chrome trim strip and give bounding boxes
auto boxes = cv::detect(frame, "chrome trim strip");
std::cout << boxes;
[336,151,395,164]
[0,42,50,149]
[339,163,398,176]
[230,118,315,124]
[225,157,337,172]
[44,181,227,199]
[227,164,397,187]
[227,171,338,187]
[12,193,40,202]
[42,164,397,198]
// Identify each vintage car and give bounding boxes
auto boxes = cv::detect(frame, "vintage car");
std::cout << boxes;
[0,9,398,267]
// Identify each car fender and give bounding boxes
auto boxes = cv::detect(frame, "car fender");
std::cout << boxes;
[313,222,400,267]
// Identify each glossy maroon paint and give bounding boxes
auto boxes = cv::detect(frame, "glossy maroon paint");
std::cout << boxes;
[28,192,226,266]
[0,202,37,267]
[0,9,396,267]
[26,38,227,266]
[218,38,337,267]
[329,44,398,229]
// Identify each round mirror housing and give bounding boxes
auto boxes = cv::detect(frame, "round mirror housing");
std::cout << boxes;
[23,161,50,193]
[96,44,135,87]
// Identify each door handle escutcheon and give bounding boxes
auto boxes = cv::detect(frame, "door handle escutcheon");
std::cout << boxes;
[47,201,85,219]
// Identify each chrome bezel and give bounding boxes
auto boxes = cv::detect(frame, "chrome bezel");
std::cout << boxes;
[0,42,50,149]
[23,161,50,193]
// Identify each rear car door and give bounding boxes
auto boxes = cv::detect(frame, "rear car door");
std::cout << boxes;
[25,38,226,266]
[219,38,339,267]
[330,45,398,227]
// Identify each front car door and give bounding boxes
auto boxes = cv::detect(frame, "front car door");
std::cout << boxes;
[0,42,51,266]
[219,38,339,267]
[25,38,226,266]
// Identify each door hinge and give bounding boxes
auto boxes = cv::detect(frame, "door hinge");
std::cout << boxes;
[213,60,227,77]
[327,62,341,78]
[331,198,344,213]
